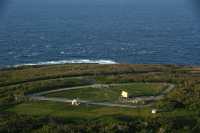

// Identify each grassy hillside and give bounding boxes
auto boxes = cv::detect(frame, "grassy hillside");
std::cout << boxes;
[0,64,200,132]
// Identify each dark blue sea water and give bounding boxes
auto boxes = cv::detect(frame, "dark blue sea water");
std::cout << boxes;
[0,0,200,67]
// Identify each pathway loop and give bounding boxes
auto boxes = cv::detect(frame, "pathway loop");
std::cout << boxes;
[28,83,175,108]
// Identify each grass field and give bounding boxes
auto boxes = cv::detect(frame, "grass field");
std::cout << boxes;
[6,101,196,124]
[45,83,167,103]
[6,101,151,122]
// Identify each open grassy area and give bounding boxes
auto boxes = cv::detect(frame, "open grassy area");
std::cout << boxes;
[46,83,167,103]
[6,101,151,122]
[6,101,196,124]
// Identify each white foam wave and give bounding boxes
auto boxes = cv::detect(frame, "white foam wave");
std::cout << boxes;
[14,59,118,67]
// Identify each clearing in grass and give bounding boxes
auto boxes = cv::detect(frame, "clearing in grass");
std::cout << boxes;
[45,83,167,103]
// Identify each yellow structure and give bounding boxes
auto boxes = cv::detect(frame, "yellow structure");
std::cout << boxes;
[121,91,128,98]
[151,109,157,114]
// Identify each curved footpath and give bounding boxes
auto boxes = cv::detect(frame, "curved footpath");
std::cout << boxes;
[28,83,175,108]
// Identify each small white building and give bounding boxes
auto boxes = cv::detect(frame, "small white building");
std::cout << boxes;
[71,99,80,106]
[121,91,128,98]
[151,109,157,114]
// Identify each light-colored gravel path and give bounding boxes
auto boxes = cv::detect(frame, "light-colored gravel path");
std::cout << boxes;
[28,83,175,108]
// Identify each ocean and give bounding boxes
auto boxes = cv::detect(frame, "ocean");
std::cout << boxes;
[0,0,200,67]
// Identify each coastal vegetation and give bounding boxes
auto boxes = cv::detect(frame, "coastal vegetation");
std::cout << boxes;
[0,64,200,132]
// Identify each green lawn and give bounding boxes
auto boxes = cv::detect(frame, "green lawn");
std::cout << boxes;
[6,101,196,124]
[46,83,167,103]
[6,101,151,122]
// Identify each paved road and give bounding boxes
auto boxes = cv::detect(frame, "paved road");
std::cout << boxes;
[28,83,175,108]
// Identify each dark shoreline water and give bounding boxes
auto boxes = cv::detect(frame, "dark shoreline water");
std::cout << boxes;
[0,0,200,68]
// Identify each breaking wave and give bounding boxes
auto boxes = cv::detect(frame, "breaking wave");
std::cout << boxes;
[14,59,118,67]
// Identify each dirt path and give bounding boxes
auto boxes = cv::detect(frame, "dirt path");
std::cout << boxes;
[28,83,175,108]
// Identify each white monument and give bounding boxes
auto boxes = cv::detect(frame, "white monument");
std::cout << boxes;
[71,99,80,106]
